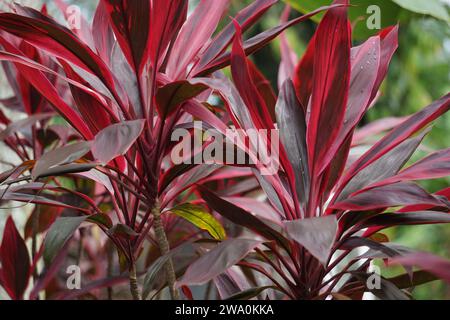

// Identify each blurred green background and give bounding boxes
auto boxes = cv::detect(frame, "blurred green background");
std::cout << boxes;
[0,0,449,299]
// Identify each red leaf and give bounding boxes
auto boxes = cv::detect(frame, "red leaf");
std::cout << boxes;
[0,35,94,139]
[0,217,31,300]
[293,34,315,111]
[60,60,114,134]
[149,0,188,69]
[193,0,277,75]
[102,0,150,74]
[390,253,450,284]
[166,0,229,79]
[248,59,277,122]
[0,6,116,91]
[332,182,447,211]
[339,93,450,194]
[322,36,381,175]
[307,0,351,177]
[231,21,274,130]
[365,148,450,189]
[370,25,399,102]
[181,285,194,300]
[196,4,341,76]
[92,1,115,66]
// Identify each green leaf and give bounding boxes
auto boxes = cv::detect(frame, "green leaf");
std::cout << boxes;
[391,0,450,22]
[168,203,226,240]
[43,215,87,265]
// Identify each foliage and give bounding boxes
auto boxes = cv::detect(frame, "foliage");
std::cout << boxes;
[0,0,449,300]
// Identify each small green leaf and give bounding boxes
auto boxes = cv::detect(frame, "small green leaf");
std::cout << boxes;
[168,203,226,240]
[43,215,87,265]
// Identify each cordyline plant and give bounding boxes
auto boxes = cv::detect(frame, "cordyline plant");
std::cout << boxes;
[0,0,449,301]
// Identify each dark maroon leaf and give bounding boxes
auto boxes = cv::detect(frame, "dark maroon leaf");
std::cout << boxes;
[0,217,30,300]
[102,0,150,74]
[389,253,450,284]
[177,238,262,287]
[91,120,145,164]
[284,215,338,264]
[332,182,447,211]
[199,186,289,249]
[32,141,92,180]
[276,80,309,206]
[336,130,428,202]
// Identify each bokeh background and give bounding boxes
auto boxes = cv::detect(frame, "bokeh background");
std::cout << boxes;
[0,0,449,299]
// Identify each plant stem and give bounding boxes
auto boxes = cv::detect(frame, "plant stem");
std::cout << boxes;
[129,261,142,300]
[152,201,179,300]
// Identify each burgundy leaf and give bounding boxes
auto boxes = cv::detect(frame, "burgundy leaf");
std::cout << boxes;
[231,21,274,130]
[322,36,381,175]
[332,182,446,212]
[390,253,450,284]
[369,26,399,102]
[102,0,150,74]
[0,6,116,90]
[166,0,229,79]
[366,148,450,189]
[284,215,338,265]
[149,0,188,68]
[60,60,114,134]
[32,141,92,180]
[339,93,450,194]
[177,238,262,287]
[155,80,207,118]
[362,211,450,229]
[293,34,315,111]
[275,80,309,207]
[91,120,145,164]
[196,4,342,76]
[306,0,350,182]
[199,186,289,249]
[336,130,428,202]
[193,0,277,75]
[0,217,30,300]
[248,59,277,122]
